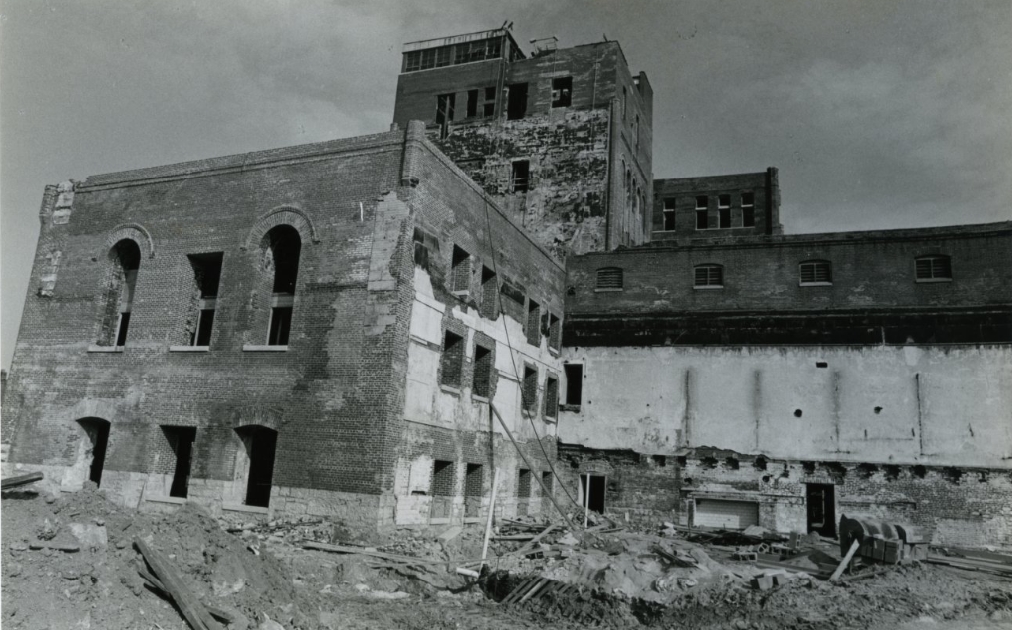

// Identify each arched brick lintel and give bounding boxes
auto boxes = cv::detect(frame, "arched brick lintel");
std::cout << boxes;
[241,206,320,251]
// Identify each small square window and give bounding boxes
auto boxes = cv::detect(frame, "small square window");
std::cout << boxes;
[800,260,833,285]
[718,194,730,208]
[915,256,952,282]
[695,196,708,210]
[552,77,573,107]
[694,265,723,288]
[596,267,623,291]
[511,160,530,193]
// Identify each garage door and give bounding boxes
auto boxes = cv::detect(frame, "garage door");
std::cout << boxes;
[694,499,759,529]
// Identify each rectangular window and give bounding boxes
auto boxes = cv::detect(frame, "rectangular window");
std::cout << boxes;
[483,86,497,117]
[551,76,572,107]
[517,468,532,516]
[430,459,454,519]
[800,261,833,285]
[695,196,709,230]
[267,294,293,346]
[451,245,471,294]
[916,256,952,281]
[526,298,541,346]
[466,89,479,117]
[115,268,138,347]
[435,46,452,68]
[464,463,483,517]
[510,160,530,193]
[596,267,623,290]
[522,365,538,414]
[403,51,421,73]
[541,471,554,497]
[163,426,196,498]
[187,253,222,347]
[472,344,492,398]
[742,192,755,227]
[480,266,498,318]
[718,194,731,228]
[564,364,583,407]
[548,313,561,351]
[694,265,724,288]
[435,93,455,126]
[545,376,559,419]
[507,82,528,120]
[440,331,464,388]
[663,199,677,231]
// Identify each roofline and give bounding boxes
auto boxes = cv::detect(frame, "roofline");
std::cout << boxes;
[401,28,525,59]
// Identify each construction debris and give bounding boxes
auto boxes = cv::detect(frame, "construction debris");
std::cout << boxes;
[1,471,45,489]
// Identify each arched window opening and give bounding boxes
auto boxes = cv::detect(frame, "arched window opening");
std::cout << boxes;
[260,225,302,346]
[100,239,141,347]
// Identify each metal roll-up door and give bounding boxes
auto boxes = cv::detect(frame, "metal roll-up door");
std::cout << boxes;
[694,499,759,529]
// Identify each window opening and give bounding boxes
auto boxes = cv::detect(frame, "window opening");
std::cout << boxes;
[548,313,562,351]
[440,331,464,388]
[742,192,755,227]
[507,82,528,120]
[564,364,583,407]
[510,160,530,193]
[522,366,538,413]
[163,426,196,498]
[436,93,455,138]
[545,376,559,419]
[104,240,141,347]
[466,89,479,117]
[718,194,731,228]
[595,267,623,290]
[694,264,724,288]
[262,225,301,346]
[235,425,277,508]
[430,460,455,519]
[663,199,677,231]
[541,471,554,497]
[472,344,492,398]
[483,86,497,117]
[517,468,532,516]
[526,299,541,346]
[465,463,483,517]
[695,196,709,230]
[805,483,836,538]
[77,417,111,488]
[581,474,606,513]
[480,266,498,318]
[451,245,471,294]
[800,260,832,285]
[915,255,952,281]
[187,253,222,347]
[551,76,572,107]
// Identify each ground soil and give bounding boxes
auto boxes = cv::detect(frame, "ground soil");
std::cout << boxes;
[2,488,1010,630]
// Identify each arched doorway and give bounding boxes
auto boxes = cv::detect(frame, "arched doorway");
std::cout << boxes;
[76,418,111,487]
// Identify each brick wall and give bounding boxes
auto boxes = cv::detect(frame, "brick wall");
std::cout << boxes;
[652,170,782,238]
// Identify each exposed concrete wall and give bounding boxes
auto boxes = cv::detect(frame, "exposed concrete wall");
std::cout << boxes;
[558,345,1012,469]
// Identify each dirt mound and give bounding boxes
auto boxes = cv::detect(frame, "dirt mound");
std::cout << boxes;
[2,486,299,629]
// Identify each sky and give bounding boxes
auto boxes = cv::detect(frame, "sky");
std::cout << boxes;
[2,0,1010,370]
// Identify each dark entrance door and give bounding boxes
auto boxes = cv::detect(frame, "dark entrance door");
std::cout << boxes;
[581,474,606,514]
[245,427,278,508]
[806,483,836,538]
[79,418,111,488]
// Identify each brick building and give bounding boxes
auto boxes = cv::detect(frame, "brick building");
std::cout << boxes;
[3,26,1010,546]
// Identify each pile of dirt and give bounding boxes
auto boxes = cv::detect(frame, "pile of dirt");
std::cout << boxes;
[2,485,299,630]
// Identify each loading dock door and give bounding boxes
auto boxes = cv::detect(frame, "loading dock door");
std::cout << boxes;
[694,499,759,529]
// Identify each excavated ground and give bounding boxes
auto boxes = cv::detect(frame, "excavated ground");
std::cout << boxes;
[2,487,1010,630]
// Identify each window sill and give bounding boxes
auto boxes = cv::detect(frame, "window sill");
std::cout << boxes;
[169,346,209,352]
[87,345,123,353]
[548,347,561,357]
[471,394,490,403]
[222,502,269,514]
[242,345,288,352]
[594,288,623,293]
[799,282,833,287]
[693,285,724,290]
[560,404,581,413]
[146,495,187,505]
[439,384,461,396]
[451,290,470,298]
[915,278,952,284]
[544,415,557,423]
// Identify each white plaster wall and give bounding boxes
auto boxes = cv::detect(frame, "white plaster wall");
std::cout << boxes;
[559,345,1012,468]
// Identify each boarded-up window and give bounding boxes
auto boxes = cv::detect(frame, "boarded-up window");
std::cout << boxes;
[440,331,464,387]
[511,160,530,193]
[799,260,832,285]
[694,264,723,288]
[472,344,492,398]
[544,376,559,419]
[915,255,951,281]
[526,298,541,345]
[595,267,623,291]
[451,245,471,294]
[548,313,561,351]
[480,266,498,318]
[464,463,483,517]
[522,366,538,413]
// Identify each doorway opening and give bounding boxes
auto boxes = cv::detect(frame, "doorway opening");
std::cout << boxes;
[77,418,110,487]
[580,473,606,514]
[806,483,837,538]
[235,426,278,508]
[507,83,528,120]
[162,426,196,498]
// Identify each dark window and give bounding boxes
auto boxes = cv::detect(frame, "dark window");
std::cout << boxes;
[507,82,528,120]
[403,51,421,73]
[742,192,755,227]
[480,266,498,318]
[526,299,541,346]
[483,86,496,117]
[440,331,464,388]
[541,471,554,496]
[564,364,583,407]
[187,253,223,347]
[472,344,492,398]
[695,196,708,209]
[163,426,196,498]
[264,225,301,346]
[267,301,293,346]
[915,256,952,281]
[236,425,277,508]
[105,239,141,347]
[510,160,529,193]
[545,376,559,419]
[464,463,483,517]
[548,313,561,351]
[718,195,731,228]
[517,468,532,498]
[451,245,471,294]
[718,194,730,208]
[663,199,677,231]
[694,264,724,287]
[522,366,538,413]
[799,260,833,285]
[695,196,709,230]
[596,267,623,290]
[435,93,455,126]
[466,89,479,117]
[552,76,572,107]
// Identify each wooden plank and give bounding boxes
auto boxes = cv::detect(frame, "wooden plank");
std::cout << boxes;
[511,524,560,558]
[303,542,431,566]
[138,568,235,624]
[1,472,44,489]
[482,469,501,565]
[518,578,549,604]
[501,577,536,605]
[493,534,536,541]
[135,538,223,630]
[830,540,861,582]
